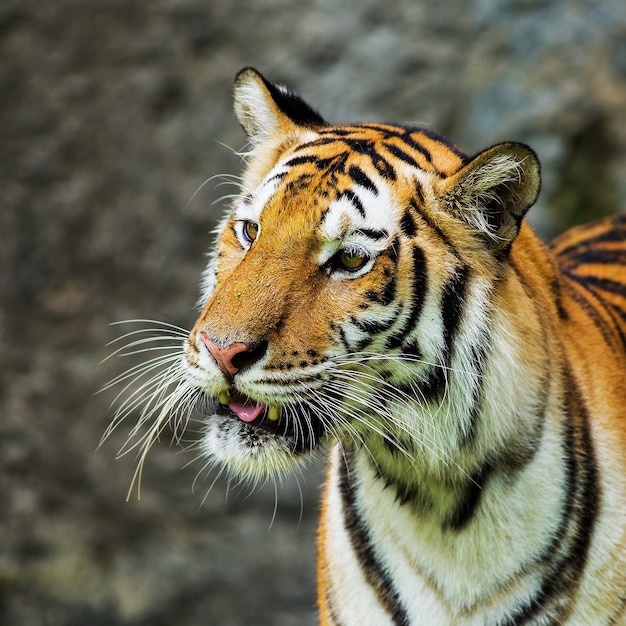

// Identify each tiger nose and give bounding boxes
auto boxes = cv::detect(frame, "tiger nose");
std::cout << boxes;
[199,331,265,378]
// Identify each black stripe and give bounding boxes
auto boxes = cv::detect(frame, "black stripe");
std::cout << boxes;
[559,361,600,570]
[386,236,400,264]
[401,137,433,165]
[338,189,366,218]
[413,126,468,160]
[353,316,396,334]
[283,173,314,196]
[289,131,398,183]
[386,245,427,350]
[563,271,621,348]
[566,247,626,267]
[349,124,448,169]
[457,340,488,447]
[265,170,287,185]
[283,154,319,168]
[339,451,411,625]
[285,152,349,173]
[383,142,420,168]
[355,228,388,241]
[352,315,397,352]
[348,165,379,195]
[372,155,397,181]
[345,139,397,181]
[500,360,599,624]
[354,122,403,135]
[293,136,343,150]
[400,339,422,360]
[417,265,468,402]
[318,206,330,226]
[577,273,626,298]
[353,123,440,163]
[577,276,626,350]
[337,326,353,353]
[384,472,423,508]
[419,365,446,401]
[317,128,354,137]
[416,207,462,261]
[365,272,397,306]
[414,181,425,205]
[441,266,470,360]
[604,299,626,341]
[303,135,372,157]
[364,248,398,307]
[553,215,626,257]
[400,208,417,238]
[444,462,492,531]
[396,134,434,165]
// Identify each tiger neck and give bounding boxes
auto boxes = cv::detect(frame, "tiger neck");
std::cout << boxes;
[351,225,563,528]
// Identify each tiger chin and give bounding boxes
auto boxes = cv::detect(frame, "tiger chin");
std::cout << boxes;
[113,68,626,624]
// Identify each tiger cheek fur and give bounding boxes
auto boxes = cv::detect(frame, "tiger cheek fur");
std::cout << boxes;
[112,67,626,625]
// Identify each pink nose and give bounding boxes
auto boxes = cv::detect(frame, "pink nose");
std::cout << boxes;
[200,332,257,378]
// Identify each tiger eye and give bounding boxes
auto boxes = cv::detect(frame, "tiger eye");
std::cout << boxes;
[242,220,259,243]
[338,249,368,272]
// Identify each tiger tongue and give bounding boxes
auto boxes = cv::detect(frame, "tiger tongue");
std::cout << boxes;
[229,396,265,423]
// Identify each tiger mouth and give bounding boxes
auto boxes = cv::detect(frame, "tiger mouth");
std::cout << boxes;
[214,389,324,452]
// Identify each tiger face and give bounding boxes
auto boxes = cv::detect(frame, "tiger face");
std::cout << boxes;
[183,68,540,482]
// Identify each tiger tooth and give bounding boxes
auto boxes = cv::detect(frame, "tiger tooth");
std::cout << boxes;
[267,405,281,421]
[218,390,231,406]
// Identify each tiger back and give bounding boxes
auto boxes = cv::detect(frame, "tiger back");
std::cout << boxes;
[111,68,626,625]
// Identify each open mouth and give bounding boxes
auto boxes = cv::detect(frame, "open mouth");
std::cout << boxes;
[215,389,323,452]
[217,389,281,425]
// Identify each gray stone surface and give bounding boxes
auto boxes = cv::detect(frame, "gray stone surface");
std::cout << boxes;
[1,1,625,624]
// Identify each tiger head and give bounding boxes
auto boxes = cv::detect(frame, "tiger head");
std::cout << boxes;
[183,68,540,482]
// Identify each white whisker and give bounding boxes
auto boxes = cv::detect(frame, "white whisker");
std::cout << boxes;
[182,172,244,213]
[102,319,196,498]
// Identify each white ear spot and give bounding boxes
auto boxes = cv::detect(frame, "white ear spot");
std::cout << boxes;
[233,69,282,145]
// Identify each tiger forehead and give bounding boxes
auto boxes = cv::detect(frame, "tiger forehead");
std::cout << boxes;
[238,124,466,243]
[251,123,466,201]
[286,123,468,178]
[258,153,402,243]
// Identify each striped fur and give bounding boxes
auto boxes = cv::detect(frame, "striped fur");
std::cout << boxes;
[111,69,626,624]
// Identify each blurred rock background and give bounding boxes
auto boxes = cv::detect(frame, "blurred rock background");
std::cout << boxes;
[1,0,625,624]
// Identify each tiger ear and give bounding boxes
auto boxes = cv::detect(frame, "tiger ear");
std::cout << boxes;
[439,142,541,253]
[233,68,326,145]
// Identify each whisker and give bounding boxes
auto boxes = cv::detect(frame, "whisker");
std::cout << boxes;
[101,353,182,392]
[108,318,190,336]
[182,172,243,213]
[101,319,199,497]
[335,350,483,379]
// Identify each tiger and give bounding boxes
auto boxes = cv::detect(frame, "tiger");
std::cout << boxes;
[108,67,626,625]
